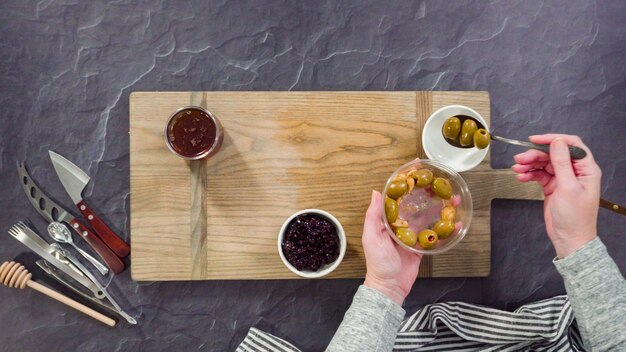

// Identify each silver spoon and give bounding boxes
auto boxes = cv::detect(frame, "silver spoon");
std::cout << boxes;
[443,115,587,160]
[47,222,109,275]
[49,243,85,277]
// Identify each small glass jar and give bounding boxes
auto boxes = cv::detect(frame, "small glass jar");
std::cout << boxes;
[165,106,224,160]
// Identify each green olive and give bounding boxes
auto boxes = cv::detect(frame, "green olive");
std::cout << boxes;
[459,119,478,147]
[442,117,461,140]
[433,220,455,239]
[432,177,452,200]
[396,228,418,247]
[441,206,456,221]
[384,197,399,224]
[387,180,408,199]
[418,229,438,249]
[473,129,490,149]
[414,169,434,187]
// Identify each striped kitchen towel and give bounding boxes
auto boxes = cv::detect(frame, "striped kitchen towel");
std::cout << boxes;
[236,295,586,352]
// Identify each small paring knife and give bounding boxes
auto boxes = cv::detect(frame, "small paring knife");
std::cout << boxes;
[599,198,626,217]
[49,151,130,258]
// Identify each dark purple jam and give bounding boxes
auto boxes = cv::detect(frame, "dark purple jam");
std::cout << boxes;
[167,108,217,157]
[282,213,340,272]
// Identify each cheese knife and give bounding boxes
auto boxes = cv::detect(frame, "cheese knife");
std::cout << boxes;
[48,151,130,258]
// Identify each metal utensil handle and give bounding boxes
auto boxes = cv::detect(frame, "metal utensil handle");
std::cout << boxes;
[72,244,109,275]
[530,144,587,160]
[57,248,138,324]
[36,260,119,316]
[491,135,587,160]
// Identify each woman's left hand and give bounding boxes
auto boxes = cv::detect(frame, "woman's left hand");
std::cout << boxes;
[363,191,422,305]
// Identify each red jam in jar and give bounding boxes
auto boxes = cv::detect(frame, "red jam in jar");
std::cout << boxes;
[165,107,223,159]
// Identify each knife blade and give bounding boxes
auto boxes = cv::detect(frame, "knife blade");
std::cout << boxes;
[17,162,125,274]
[49,151,130,258]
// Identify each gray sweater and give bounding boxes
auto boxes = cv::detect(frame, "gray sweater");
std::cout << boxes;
[326,237,626,351]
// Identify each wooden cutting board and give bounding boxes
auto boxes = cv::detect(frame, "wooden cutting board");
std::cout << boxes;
[129,91,543,281]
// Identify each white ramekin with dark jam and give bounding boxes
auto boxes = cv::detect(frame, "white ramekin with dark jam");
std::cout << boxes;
[278,209,346,278]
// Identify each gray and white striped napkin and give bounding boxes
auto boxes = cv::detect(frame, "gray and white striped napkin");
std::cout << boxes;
[237,295,586,352]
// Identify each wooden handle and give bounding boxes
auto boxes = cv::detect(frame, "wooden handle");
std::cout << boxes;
[0,261,115,327]
[69,219,125,275]
[27,280,116,326]
[600,198,626,216]
[77,200,130,258]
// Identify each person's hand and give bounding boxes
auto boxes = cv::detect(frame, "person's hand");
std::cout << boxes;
[512,134,601,258]
[362,191,422,305]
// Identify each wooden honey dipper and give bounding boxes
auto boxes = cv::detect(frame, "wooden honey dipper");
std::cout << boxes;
[0,261,116,327]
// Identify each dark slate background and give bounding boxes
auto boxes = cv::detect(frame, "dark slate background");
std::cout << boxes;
[1,0,624,351]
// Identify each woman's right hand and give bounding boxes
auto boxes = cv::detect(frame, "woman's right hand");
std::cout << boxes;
[512,134,601,259]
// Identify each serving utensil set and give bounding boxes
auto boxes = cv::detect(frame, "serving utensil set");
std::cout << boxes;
[1,152,137,326]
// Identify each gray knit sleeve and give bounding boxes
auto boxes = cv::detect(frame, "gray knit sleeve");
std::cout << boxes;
[325,285,405,352]
[553,237,626,351]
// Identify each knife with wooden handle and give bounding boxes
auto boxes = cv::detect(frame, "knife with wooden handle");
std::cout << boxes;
[67,219,125,274]
[600,198,626,217]
[49,151,130,258]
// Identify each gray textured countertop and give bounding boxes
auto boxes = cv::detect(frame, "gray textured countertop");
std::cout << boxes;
[1,1,624,351]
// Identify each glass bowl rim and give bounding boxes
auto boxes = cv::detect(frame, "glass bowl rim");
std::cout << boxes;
[381,159,473,255]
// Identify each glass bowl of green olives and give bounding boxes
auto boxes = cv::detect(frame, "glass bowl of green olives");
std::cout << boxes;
[422,105,489,172]
[382,159,473,255]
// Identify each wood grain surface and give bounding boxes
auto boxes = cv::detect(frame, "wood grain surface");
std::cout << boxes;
[129,91,543,281]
